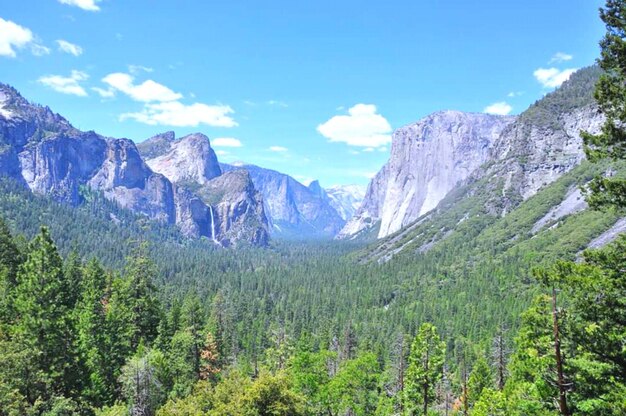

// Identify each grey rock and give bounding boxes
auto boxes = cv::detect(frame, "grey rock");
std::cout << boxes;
[325,184,366,222]
[222,163,345,238]
[339,111,514,239]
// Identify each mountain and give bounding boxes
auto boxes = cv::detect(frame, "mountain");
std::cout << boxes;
[137,132,269,246]
[0,83,268,246]
[324,184,366,221]
[221,163,345,238]
[338,111,514,239]
[0,84,176,223]
[354,66,618,262]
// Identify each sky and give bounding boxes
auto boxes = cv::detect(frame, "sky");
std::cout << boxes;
[0,0,606,187]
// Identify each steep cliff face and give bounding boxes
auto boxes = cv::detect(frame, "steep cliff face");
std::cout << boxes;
[197,170,270,246]
[139,135,269,245]
[339,111,514,239]
[355,66,613,262]
[336,166,390,239]
[324,184,366,222]
[0,84,269,246]
[221,164,345,238]
[484,68,604,209]
[0,84,177,223]
[139,132,222,185]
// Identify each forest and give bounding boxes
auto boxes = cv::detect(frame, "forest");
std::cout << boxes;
[2,1,626,415]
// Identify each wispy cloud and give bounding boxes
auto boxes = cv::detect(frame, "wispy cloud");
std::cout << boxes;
[317,104,392,148]
[269,146,288,152]
[534,67,577,88]
[507,91,524,98]
[92,86,115,98]
[38,70,89,96]
[483,101,513,115]
[549,52,573,64]
[212,137,243,148]
[128,64,153,74]
[58,0,101,12]
[267,100,288,107]
[56,39,83,56]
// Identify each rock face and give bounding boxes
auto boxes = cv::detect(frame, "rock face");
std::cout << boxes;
[325,185,366,222]
[196,170,269,246]
[221,163,345,238]
[340,66,605,242]
[0,84,176,223]
[139,132,222,185]
[138,134,269,245]
[0,83,268,246]
[339,111,514,239]
[484,68,605,209]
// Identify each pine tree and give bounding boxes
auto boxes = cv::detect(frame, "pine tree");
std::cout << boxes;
[13,227,79,403]
[582,0,626,207]
[467,355,493,409]
[74,258,112,406]
[0,218,20,323]
[405,323,445,415]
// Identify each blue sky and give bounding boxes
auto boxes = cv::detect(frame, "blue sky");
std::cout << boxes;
[0,0,606,187]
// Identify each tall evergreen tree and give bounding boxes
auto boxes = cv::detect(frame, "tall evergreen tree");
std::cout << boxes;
[13,227,80,403]
[583,0,626,207]
[74,258,113,407]
[405,323,445,415]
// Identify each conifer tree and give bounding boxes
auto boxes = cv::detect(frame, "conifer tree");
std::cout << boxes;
[405,323,445,415]
[583,0,626,207]
[14,227,79,403]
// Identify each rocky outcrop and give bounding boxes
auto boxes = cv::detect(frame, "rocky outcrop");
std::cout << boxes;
[138,135,269,245]
[324,184,365,222]
[222,163,345,238]
[197,170,270,246]
[340,67,605,241]
[0,84,269,246]
[339,111,514,239]
[139,132,222,185]
[0,84,177,224]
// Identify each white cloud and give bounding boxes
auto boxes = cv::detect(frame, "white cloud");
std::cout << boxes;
[267,100,288,107]
[92,87,115,98]
[317,103,392,147]
[533,67,577,88]
[269,146,288,152]
[212,137,243,148]
[102,72,182,102]
[128,64,153,74]
[215,150,229,156]
[549,52,573,64]
[483,101,513,115]
[38,70,88,96]
[120,101,237,127]
[363,147,375,152]
[56,39,83,56]
[507,91,523,98]
[58,0,101,11]
[31,43,50,56]
[0,18,33,58]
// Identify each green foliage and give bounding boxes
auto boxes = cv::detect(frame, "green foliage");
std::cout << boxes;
[405,323,445,415]
[582,1,626,208]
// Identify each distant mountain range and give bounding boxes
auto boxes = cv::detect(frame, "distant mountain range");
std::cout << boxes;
[0,85,363,245]
[1,66,616,251]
